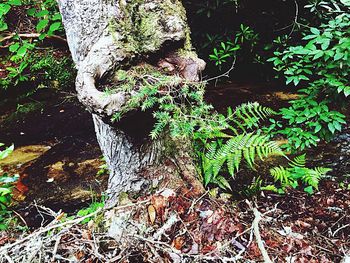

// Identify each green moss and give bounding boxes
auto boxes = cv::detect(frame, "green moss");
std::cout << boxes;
[109,0,189,55]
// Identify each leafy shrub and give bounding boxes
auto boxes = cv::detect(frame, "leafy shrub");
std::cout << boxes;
[209,24,259,69]
[110,65,213,139]
[0,143,18,230]
[267,4,349,152]
[266,95,346,152]
[0,0,69,92]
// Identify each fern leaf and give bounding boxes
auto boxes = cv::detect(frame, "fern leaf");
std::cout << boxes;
[290,154,306,168]
[270,166,290,184]
[231,102,276,130]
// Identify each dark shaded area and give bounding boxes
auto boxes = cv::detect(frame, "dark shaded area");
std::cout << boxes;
[183,0,312,80]
[0,89,95,146]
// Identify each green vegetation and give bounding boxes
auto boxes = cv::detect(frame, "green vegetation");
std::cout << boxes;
[0,144,18,230]
[268,3,349,152]
[0,0,75,94]
[111,65,212,139]
[208,24,258,69]
[195,103,281,189]
[1,0,348,209]
[77,197,105,225]
[268,154,331,194]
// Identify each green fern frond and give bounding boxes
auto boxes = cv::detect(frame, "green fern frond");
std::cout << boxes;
[269,155,331,193]
[208,133,284,177]
[314,167,332,175]
[230,102,276,130]
[303,167,331,189]
[289,154,306,168]
[270,166,290,185]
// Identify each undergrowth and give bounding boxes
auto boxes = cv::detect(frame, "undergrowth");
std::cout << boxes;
[0,143,18,230]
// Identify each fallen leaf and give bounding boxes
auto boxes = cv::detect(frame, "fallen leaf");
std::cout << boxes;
[172,236,185,250]
[148,205,156,225]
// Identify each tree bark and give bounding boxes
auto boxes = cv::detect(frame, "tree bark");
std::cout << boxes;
[57,0,205,207]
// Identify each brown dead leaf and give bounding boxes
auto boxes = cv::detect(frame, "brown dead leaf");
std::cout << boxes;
[172,236,185,250]
[202,244,217,254]
[295,220,312,229]
[81,229,91,240]
[151,195,167,221]
[0,236,9,246]
[148,205,157,225]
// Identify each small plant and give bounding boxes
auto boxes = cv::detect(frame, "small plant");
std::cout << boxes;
[110,65,213,139]
[266,94,346,152]
[267,154,332,194]
[77,196,105,224]
[209,24,259,69]
[96,157,109,177]
[0,0,67,91]
[0,143,19,230]
[195,102,283,190]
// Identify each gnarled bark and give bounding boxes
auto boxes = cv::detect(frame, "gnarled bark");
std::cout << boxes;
[57,0,205,207]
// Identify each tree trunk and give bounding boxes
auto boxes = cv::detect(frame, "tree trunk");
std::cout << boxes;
[57,0,205,207]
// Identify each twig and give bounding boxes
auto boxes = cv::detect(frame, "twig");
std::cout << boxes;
[0,33,67,48]
[51,235,61,262]
[205,56,237,83]
[288,0,299,38]
[0,208,102,254]
[153,213,178,240]
[187,190,209,215]
[252,207,273,263]
[11,210,28,228]
[333,224,350,237]
[4,252,14,263]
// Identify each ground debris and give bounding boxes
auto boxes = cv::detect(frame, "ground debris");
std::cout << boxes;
[0,181,349,262]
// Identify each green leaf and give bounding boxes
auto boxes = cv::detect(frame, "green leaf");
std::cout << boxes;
[333,121,342,131]
[8,0,21,6]
[310,28,320,35]
[0,144,14,159]
[16,45,27,57]
[0,4,11,15]
[314,124,322,133]
[35,10,49,17]
[313,51,324,60]
[51,13,62,21]
[27,7,36,16]
[340,0,350,6]
[9,42,19,52]
[334,52,343,61]
[328,123,335,134]
[36,19,49,32]
[49,22,61,32]
[304,186,314,195]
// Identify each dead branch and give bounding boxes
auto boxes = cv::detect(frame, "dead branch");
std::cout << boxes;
[252,207,273,263]
[205,56,237,84]
[0,208,102,254]
[0,33,67,48]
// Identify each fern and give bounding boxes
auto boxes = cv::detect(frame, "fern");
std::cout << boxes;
[270,166,290,185]
[268,155,331,194]
[196,102,282,189]
[202,133,284,186]
[228,102,276,132]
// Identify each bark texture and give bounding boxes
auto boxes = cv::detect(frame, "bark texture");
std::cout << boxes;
[57,0,205,207]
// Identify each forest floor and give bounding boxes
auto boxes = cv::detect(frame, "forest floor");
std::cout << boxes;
[0,85,349,262]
